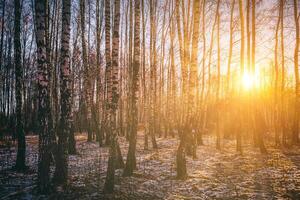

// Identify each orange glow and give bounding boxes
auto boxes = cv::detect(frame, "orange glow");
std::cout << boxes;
[241,69,260,91]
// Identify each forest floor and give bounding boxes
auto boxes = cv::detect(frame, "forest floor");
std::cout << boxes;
[1,132,300,200]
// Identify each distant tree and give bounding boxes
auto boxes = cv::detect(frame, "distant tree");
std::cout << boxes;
[149,0,158,149]
[96,0,103,147]
[199,0,206,145]
[141,0,148,150]
[80,0,92,142]
[0,0,5,75]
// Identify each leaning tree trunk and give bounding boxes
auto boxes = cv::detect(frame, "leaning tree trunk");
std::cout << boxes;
[14,0,26,171]
[123,0,140,177]
[53,0,72,185]
[35,0,54,193]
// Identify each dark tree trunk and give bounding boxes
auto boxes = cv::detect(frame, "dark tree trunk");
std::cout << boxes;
[104,134,116,193]
[68,122,76,154]
[14,0,26,171]
[176,136,187,179]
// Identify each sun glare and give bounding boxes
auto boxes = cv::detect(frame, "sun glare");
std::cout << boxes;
[241,71,260,90]
[242,72,254,90]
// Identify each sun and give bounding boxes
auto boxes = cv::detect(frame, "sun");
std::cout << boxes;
[242,72,254,90]
[241,71,259,90]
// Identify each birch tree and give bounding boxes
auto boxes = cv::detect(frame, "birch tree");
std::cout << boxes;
[292,0,299,144]
[14,0,26,171]
[53,0,72,185]
[237,0,244,153]
[123,0,140,176]
[80,0,92,142]
[104,0,123,193]
[35,0,54,193]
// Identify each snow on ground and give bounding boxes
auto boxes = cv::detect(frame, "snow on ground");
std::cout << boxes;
[0,132,300,199]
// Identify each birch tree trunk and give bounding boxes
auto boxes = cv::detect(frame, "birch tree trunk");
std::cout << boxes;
[53,0,72,185]
[104,0,123,193]
[96,0,103,146]
[280,0,286,145]
[237,0,245,153]
[124,0,140,176]
[104,0,112,145]
[80,0,92,142]
[189,0,201,157]
[141,0,148,150]
[149,0,158,149]
[274,0,280,146]
[227,0,235,94]
[246,0,250,71]
[35,0,54,193]
[216,0,221,150]
[252,0,267,154]
[199,0,206,144]
[292,0,299,144]
[14,0,26,171]
[168,3,176,139]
